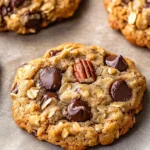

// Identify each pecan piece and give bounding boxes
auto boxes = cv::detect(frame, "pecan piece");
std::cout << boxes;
[73,59,97,83]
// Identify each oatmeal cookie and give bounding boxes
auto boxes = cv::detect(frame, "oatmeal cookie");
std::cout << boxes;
[104,0,150,48]
[0,0,81,34]
[10,43,146,150]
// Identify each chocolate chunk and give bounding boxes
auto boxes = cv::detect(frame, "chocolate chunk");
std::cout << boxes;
[11,84,18,94]
[110,80,132,102]
[105,55,128,72]
[11,0,25,8]
[67,99,91,122]
[49,50,61,57]
[24,12,42,29]
[40,67,62,91]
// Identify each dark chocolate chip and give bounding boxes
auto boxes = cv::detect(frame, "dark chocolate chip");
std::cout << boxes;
[49,50,61,57]
[11,0,25,8]
[110,80,132,102]
[11,84,18,94]
[24,12,42,29]
[40,67,62,91]
[67,99,91,122]
[105,55,128,72]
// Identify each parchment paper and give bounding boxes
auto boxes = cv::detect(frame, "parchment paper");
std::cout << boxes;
[0,0,150,150]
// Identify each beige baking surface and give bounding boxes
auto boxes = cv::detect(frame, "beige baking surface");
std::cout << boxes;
[0,0,150,150]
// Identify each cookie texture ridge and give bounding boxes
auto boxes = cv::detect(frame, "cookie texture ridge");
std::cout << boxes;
[11,43,146,150]
[104,0,150,48]
[0,0,81,34]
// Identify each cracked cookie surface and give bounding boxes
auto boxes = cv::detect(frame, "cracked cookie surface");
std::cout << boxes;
[0,0,81,34]
[11,43,146,150]
[104,0,150,48]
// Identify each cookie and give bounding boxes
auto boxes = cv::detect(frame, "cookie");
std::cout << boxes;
[10,43,146,150]
[0,0,81,34]
[104,0,150,48]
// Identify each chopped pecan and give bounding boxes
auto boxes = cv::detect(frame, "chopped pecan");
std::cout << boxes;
[73,59,97,83]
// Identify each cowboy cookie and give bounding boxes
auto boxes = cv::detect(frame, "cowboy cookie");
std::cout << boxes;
[104,0,150,48]
[11,43,146,150]
[0,0,81,34]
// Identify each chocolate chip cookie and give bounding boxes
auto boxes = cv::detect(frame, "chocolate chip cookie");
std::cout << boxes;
[0,0,81,34]
[104,0,150,48]
[10,43,146,150]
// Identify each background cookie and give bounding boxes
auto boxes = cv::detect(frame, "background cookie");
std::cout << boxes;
[104,0,150,48]
[10,43,146,150]
[0,0,81,34]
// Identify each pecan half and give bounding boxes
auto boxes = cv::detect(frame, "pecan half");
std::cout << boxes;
[73,59,97,83]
